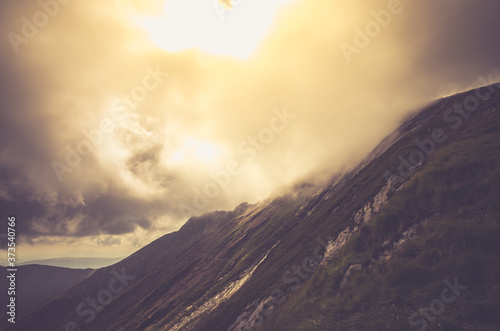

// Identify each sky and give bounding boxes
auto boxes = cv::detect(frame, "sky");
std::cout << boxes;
[1,0,500,262]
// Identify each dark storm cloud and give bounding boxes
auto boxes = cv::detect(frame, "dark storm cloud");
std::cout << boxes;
[79,194,153,236]
[0,0,163,244]
[0,164,153,244]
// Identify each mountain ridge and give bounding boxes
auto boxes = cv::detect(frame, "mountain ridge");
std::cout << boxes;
[6,82,500,331]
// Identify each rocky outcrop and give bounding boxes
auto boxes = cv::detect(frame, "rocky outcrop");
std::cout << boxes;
[339,264,363,290]
[321,176,401,267]
[168,244,278,331]
[319,227,353,266]
[378,223,419,260]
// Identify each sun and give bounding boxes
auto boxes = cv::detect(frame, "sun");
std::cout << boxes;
[132,0,296,59]
[191,139,220,164]
[218,0,234,10]
[168,137,221,166]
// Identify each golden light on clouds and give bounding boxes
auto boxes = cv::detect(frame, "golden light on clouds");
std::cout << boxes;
[219,0,234,10]
[168,137,222,166]
[1,0,500,262]
[133,0,297,59]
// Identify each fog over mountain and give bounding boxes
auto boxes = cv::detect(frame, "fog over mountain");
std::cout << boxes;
[0,0,499,263]
[4,82,500,331]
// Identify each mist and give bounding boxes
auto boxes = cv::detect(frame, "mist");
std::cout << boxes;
[0,0,499,259]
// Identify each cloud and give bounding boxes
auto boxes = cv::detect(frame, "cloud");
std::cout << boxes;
[136,0,295,58]
[219,0,234,9]
[0,0,499,255]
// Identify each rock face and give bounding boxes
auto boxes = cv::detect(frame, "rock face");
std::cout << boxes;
[169,247,275,331]
[339,264,363,290]
[320,227,353,266]
[378,223,419,261]
[321,175,407,268]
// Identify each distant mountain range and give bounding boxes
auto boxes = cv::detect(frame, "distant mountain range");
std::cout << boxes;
[16,257,124,269]
[4,83,500,330]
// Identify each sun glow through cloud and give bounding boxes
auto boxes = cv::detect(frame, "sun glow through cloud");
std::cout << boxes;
[134,0,296,59]
[168,137,221,166]
[3,0,500,264]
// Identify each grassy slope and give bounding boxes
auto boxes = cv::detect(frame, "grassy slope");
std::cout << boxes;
[194,85,500,331]
[262,89,500,330]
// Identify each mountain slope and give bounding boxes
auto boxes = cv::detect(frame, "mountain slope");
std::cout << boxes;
[8,82,500,331]
[260,94,500,330]
[194,84,500,331]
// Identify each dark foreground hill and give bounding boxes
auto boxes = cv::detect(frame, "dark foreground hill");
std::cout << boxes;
[6,83,500,331]
[0,265,94,319]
